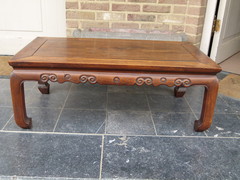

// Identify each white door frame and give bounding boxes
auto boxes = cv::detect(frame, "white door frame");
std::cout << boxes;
[0,0,66,55]
[209,0,228,61]
[200,0,218,56]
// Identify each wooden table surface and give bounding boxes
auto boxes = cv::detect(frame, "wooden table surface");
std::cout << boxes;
[9,37,221,74]
[9,37,222,132]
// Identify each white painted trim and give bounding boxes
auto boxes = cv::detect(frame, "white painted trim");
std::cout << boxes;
[200,0,218,56]
[210,0,227,62]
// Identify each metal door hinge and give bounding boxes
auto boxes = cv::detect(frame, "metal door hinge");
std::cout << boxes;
[212,19,221,32]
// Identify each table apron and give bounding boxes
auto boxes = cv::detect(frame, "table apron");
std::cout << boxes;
[11,69,218,87]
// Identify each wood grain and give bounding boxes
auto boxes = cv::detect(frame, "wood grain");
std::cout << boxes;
[9,37,221,74]
[9,37,222,131]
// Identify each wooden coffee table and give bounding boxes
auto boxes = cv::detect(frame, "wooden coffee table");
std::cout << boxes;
[9,37,221,131]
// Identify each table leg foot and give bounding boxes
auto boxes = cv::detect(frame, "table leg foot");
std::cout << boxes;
[174,86,186,97]
[10,72,32,129]
[38,81,50,94]
[194,78,219,132]
[194,120,205,132]
[19,117,32,129]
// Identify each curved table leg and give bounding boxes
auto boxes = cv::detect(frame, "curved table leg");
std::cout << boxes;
[38,81,50,94]
[10,73,32,129]
[174,86,186,97]
[194,78,219,132]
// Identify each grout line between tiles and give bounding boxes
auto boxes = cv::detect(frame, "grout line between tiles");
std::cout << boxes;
[99,135,105,180]
[2,129,239,139]
[28,106,62,110]
[104,87,109,134]
[63,107,105,111]
[31,81,38,90]
[95,121,105,134]
[184,96,199,120]
[0,175,89,180]
[0,105,13,108]
[145,93,158,135]
[1,114,14,130]
[52,84,73,132]
[183,96,209,136]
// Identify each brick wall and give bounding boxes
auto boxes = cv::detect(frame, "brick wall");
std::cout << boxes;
[66,0,207,46]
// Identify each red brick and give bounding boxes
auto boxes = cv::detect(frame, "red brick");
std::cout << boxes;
[81,3,109,11]
[96,12,125,21]
[174,0,187,4]
[66,11,95,20]
[159,0,186,4]
[141,23,169,30]
[128,14,156,22]
[112,4,140,12]
[143,5,171,13]
[112,22,139,29]
[189,0,207,6]
[187,7,206,16]
[128,0,156,3]
[172,25,184,32]
[66,2,79,9]
[173,6,187,14]
[185,25,203,35]
[81,22,109,29]
[158,0,173,3]
[186,16,204,25]
[66,20,78,28]
[157,15,185,24]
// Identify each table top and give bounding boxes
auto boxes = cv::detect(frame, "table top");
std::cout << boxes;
[9,37,221,74]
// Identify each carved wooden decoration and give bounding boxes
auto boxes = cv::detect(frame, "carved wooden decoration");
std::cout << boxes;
[40,74,58,82]
[79,75,97,84]
[9,37,221,132]
[136,77,153,85]
[174,78,191,87]
[113,77,120,84]
[64,74,71,80]
[174,87,187,97]
[160,77,167,83]
[38,81,50,94]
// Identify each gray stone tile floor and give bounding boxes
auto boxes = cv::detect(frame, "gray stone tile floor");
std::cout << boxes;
[0,72,239,180]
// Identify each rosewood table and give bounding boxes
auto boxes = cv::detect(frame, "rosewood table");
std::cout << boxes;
[9,37,222,131]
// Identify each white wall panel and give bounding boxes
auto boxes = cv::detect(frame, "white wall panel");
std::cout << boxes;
[0,0,42,31]
[0,0,66,55]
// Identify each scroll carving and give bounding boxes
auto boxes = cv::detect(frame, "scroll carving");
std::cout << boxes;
[40,74,57,82]
[39,73,193,87]
[113,77,120,84]
[174,78,191,87]
[79,75,97,84]
[64,74,71,80]
[136,77,153,85]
